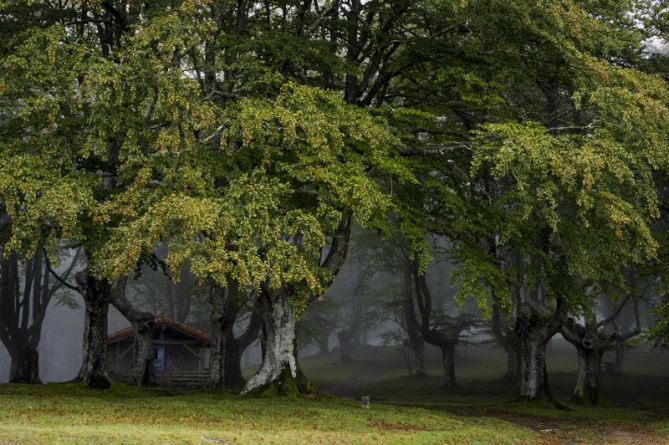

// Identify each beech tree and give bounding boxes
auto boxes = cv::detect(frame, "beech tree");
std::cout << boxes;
[0,1,218,388]
[98,83,409,394]
[561,289,642,404]
[389,0,669,400]
[1,0,667,400]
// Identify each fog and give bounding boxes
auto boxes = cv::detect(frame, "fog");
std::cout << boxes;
[0,232,666,405]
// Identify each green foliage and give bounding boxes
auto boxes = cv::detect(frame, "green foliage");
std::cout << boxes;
[97,83,407,307]
[0,2,411,315]
[1,0,668,334]
[388,0,669,320]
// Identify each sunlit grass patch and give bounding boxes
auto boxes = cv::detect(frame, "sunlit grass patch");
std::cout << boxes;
[0,383,540,444]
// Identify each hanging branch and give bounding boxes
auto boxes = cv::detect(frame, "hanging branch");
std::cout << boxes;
[596,293,633,328]
[44,248,80,292]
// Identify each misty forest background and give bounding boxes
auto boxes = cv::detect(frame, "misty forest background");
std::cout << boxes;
[2,0,669,443]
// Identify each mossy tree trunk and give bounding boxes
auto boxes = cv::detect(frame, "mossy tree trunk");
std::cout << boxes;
[562,297,641,405]
[562,321,605,404]
[403,271,426,377]
[76,270,112,389]
[208,286,230,388]
[242,289,316,396]
[130,322,155,386]
[517,330,552,400]
[572,344,602,404]
[515,306,562,401]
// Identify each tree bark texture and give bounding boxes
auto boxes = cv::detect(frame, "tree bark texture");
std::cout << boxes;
[242,289,314,395]
[572,345,602,404]
[130,322,155,386]
[208,286,229,388]
[516,312,559,400]
[76,271,112,389]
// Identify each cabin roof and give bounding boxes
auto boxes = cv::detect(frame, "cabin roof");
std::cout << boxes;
[108,316,212,345]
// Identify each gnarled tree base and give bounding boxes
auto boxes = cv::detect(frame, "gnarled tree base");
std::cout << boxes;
[83,359,112,389]
[10,348,42,384]
[245,364,318,397]
[517,338,552,401]
[242,291,319,397]
[571,347,601,405]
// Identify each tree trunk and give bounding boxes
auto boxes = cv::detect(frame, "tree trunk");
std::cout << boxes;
[242,290,314,395]
[130,323,155,386]
[404,270,425,377]
[76,271,112,389]
[572,346,601,404]
[614,341,624,376]
[224,332,245,391]
[109,279,155,387]
[502,344,520,384]
[517,333,551,400]
[414,340,427,377]
[208,286,229,388]
[337,329,353,363]
[224,301,262,392]
[440,343,457,388]
[316,333,330,356]
[208,334,226,388]
[10,347,41,384]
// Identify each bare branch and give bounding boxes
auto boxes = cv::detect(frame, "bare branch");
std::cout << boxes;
[44,249,80,292]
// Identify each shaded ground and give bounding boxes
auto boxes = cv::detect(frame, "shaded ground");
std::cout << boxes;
[297,342,669,445]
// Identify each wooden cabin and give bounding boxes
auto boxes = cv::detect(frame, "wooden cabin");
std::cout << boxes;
[107,316,212,386]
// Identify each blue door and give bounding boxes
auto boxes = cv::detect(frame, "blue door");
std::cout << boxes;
[153,345,166,370]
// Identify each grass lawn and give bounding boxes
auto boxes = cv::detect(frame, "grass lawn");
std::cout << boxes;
[0,342,666,444]
[0,383,538,444]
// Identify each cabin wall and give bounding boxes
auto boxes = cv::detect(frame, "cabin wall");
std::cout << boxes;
[108,341,208,378]
[164,344,203,372]
[107,324,211,385]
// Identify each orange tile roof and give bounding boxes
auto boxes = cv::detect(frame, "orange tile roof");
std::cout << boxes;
[108,316,212,345]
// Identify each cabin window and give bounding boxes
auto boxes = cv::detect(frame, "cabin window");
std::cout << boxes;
[153,345,166,370]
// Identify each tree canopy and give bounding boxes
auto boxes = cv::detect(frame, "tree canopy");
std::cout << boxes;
[0,0,668,397]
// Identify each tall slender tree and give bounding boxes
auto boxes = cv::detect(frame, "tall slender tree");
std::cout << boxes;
[0,247,79,383]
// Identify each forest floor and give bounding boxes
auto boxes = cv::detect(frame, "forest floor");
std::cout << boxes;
[305,342,669,445]
[0,342,666,444]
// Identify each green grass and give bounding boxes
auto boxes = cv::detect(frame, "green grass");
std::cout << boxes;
[297,342,669,444]
[0,383,538,444]
[0,342,667,444]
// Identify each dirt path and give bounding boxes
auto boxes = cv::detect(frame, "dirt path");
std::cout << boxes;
[478,411,669,445]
